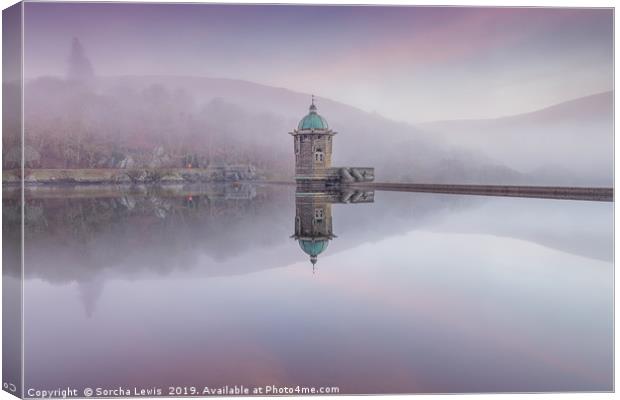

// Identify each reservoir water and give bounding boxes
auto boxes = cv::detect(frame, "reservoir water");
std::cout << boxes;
[5,183,613,394]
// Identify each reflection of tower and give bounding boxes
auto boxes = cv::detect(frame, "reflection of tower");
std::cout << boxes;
[77,278,104,318]
[292,187,374,271]
[292,192,335,271]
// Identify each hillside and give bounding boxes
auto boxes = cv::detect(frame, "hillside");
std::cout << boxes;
[15,75,523,184]
[13,75,612,185]
[418,91,613,186]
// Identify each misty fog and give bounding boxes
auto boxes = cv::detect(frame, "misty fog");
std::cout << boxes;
[5,38,613,186]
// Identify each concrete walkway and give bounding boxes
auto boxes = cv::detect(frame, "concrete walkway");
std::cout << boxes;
[350,182,613,202]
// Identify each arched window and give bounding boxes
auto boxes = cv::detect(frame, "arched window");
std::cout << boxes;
[314,149,324,162]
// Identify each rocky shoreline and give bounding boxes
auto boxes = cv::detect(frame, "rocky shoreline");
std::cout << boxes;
[2,166,260,186]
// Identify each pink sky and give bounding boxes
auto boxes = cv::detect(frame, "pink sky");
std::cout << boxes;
[23,3,613,122]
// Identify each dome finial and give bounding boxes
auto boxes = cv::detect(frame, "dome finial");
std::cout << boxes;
[309,95,317,113]
[298,97,328,129]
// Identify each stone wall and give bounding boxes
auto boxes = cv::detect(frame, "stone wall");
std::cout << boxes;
[294,131,334,178]
[339,167,375,183]
[5,166,259,185]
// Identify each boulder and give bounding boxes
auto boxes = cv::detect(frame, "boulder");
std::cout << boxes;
[119,156,135,169]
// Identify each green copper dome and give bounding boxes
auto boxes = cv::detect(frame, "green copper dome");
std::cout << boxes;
[299,239,329,257]
[298,103,329,130]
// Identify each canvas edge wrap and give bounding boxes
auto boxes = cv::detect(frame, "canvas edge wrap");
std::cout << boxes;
[2,1,24,398]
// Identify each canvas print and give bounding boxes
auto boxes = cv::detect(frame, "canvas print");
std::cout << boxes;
[2,1,614,398]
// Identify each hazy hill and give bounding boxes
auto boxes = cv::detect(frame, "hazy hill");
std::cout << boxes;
[418,91,613,186]
[19,75,612,185]
[21,75,521,184]
[100,75,526,185]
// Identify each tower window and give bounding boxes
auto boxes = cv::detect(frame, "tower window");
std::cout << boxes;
[314,208,324,221]
[315,149,324,162]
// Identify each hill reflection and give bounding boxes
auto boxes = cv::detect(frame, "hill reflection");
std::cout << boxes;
[2,182,612,299]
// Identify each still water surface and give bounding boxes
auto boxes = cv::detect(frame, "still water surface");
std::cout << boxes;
[12,183,613,394]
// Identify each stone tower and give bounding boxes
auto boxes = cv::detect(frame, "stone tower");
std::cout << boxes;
[289,96,338,185]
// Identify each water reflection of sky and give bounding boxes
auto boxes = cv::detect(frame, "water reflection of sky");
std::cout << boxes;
[18,185,612,394]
